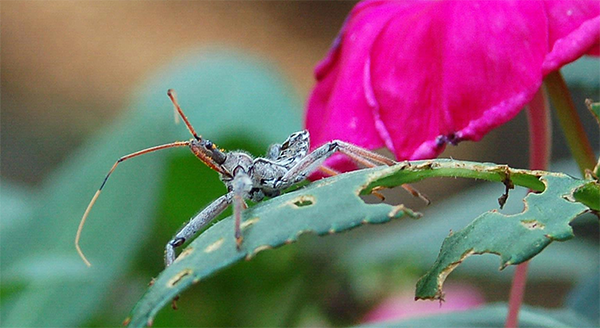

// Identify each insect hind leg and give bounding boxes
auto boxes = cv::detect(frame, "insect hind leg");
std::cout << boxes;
[334,141,430,204]
[278,140,388,186]
[279,140,430,204]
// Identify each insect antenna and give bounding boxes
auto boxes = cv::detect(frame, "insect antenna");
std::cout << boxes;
[75,141,191,267]
[167,89,201,141]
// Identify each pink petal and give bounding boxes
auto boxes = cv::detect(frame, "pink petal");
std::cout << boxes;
[306,2,397,152]
[362,283,485,323]
[305,0,599,171]
[345,0,548,160]
[542,1,600,73]
[305,1,405,170]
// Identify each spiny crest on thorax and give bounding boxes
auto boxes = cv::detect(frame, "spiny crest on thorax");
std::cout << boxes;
[275,130,310,168]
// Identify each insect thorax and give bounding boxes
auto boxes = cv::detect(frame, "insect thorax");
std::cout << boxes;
[219,151,253,185]
[220,131,311,202]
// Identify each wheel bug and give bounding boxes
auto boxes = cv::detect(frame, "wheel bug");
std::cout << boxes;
[75,89,428,268]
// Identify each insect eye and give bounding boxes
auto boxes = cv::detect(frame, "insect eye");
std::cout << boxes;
[204,140,213,149]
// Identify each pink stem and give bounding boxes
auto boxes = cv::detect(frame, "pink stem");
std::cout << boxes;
[505,263,529,328]
[505,88,551,328]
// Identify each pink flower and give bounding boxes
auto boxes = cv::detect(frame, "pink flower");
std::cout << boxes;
[305,0,599,169]
[362,283,485,323]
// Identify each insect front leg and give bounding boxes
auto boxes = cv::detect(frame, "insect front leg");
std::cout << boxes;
[165,192,233,267]
[231,172,252,249]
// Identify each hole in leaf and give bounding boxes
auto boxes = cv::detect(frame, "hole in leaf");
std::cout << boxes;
[521,220,545,230]
[291,195,315,208]
[204,238,224,253]
[167,269,192,287]
[246,244,273,260]
[359,183,429,210]
[294,200,312,207]
[175,247,195,263]
[241,217,260,230]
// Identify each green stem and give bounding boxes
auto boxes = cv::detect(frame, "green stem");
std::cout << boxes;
[544,71,597,175]
[526,88,552,171]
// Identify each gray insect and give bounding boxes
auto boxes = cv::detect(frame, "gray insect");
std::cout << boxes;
[75,90,425,268]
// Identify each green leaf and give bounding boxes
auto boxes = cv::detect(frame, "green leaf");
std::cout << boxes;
[585,99,600,125]
[355,303,595,327]
[125,166,422,327]
[573,180,600,210]
[126,159,595,326]
[1,50,301,327]
[415,174,589,300]
[584,99,600,177]
[340,160,598,284]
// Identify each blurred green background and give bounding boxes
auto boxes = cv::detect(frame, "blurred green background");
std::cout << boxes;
[1,2,598,327]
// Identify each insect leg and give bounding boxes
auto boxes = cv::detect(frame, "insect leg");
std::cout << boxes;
[231,172,252,249]
[165,192,233,267]
[76,141,191,267]
[317,165,341,176]
[334,141,430,204]
[279,140,430,204]
[334,140,396,166]
[279,140,386,185]
[319,164,388,200]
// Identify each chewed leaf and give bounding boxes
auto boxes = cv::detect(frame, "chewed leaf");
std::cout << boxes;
[415,174,589,301]
[126,166,421,327]
[126,159,596,326]
[586,99,600,125]
[585,99,600,177]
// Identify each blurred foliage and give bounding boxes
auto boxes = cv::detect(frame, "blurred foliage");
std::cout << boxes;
[1,49,302,326]
[561,57,600,89]
[1,50,598,328]
[356,303,595,327]
[566,271,600,325]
